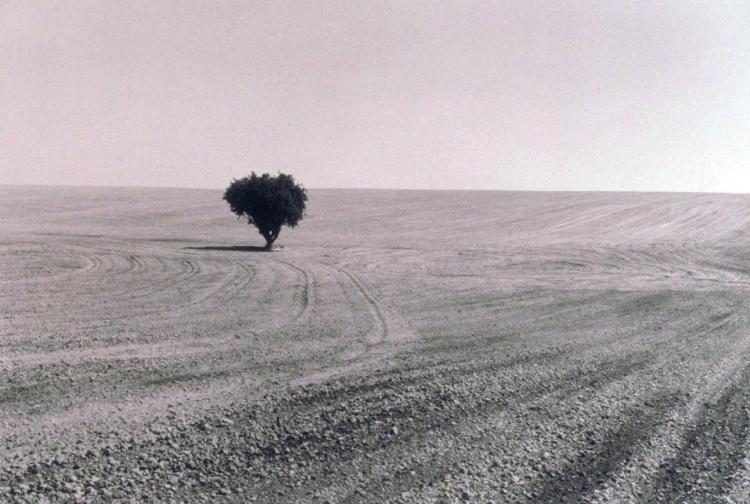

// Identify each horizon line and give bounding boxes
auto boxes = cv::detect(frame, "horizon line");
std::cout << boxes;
[1,181,748,197]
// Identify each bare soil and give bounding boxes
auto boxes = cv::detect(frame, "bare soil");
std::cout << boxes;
[3,186,750,503]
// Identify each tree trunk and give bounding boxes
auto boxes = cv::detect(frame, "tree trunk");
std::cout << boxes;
[260,228,279,251]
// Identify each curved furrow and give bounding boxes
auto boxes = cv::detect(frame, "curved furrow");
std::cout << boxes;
[99,254,202,302]
[323,263,388,347]
[0,246,104,284]
[120,255,144,275]
[276,260,314,325]
[179,259,258,312]
[645,363,750,503]
[77,252,103,274]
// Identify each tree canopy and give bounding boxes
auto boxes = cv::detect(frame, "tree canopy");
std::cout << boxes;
[223,172,307,250]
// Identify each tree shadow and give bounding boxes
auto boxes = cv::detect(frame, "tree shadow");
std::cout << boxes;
[185,245,271,253]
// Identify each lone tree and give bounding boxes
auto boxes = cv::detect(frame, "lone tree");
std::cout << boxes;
[223,172,307,250]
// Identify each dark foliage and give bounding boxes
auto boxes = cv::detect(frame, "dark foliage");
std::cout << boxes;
[223,172,307,250]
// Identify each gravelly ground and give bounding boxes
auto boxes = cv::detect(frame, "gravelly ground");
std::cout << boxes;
[3,186,750,503]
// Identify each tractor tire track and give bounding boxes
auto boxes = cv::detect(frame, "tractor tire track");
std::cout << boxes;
[324,263,388,347]
[277,260,314,324]
[646,361,750,503]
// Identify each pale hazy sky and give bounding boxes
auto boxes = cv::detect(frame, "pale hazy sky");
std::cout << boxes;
[2,1,749,191]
